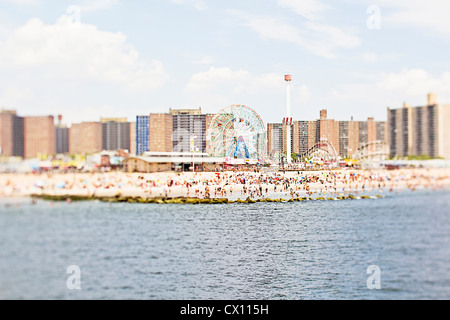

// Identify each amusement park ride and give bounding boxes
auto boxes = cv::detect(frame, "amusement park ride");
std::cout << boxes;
[297,138,389,169]
[205,74,388,169]
[285,74,292,164]
[206,105,266,163]
[296,138,340,168]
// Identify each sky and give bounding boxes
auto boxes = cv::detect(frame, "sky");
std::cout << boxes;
[0,0,450,126]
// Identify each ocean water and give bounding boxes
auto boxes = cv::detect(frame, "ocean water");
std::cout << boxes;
[0,189,449,300]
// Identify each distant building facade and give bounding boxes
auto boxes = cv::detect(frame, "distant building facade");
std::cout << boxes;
[56,126,69,154]
[0,109,24,157]
[56,115,69,154]
[101,119,130,152]
[136,115,150,155]
[266,123,283,159]
[388,93,450,159]
[149,113,173,152]
[317,109,340,155]
[136,109,215,156]
[69,122,102,155]
[24,116,56,158]
[170,108,208,153]
[267,110,386,160]
[129,121,136,155]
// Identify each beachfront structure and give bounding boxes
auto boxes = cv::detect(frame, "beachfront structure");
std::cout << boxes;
[124,152,224,173]
[388,93,450,159]
[24,116,56,159]
[267,110,387,161]
[0,109,24,158]
[101,119,131,152]
[69,122,102,155]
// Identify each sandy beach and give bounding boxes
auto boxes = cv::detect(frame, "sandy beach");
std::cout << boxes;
[1,168,450,201]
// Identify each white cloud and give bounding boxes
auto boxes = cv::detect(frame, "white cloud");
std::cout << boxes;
[325,68,450,120]
[376,0,450,35]
[171,0,206,11]
[377,68,450,97]
[0,86,35,107]
[186,66,250,93]
[0,22,12,38]
[0,0,41,5]
[360,52,402,63]
[231,11,360,58]
[78,0,119,13]
[192,55,215,65]
[362,52,378,62]
[242,14,304,44]
[277,0,329,20]
[185,66,284,95]
[184,66,285,114]
[184,66,312,118]
[304,21,360,55]
[0,15,169,92]
[298,84,311,101]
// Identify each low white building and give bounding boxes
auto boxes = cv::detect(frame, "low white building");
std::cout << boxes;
[123,152,225,173]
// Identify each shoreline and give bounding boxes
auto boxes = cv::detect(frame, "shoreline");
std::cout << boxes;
[1,168,450,203]
[28,193,385,204]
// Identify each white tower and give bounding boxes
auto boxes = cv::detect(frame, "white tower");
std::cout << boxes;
[285,75,292,164]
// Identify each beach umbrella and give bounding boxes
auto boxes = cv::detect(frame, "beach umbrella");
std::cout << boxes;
[34,180,45,188]
[56,182,66,189]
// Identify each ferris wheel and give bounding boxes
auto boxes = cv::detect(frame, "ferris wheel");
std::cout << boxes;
[207,105,266,160]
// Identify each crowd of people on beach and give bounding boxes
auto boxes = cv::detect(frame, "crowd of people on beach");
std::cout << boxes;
[1,168,450,200]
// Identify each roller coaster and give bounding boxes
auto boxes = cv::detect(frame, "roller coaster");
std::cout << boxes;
[352,140,389,161]
[297,139,389,163]
[298,138,340,162]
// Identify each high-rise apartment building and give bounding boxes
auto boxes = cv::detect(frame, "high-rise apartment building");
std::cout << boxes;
[267,110,386,159]
[0,109,24,157]
[24,116,56,158]
[338,119,360,157]
[358,121,368,146]
[376,122,386,145]
[149,113,173,152]
[56,127,69,154]
[293,121,309,155]
[69,122,102,155]
[388,93,450,159]
[267,123,284,158]
[170,108,207,153]
[136,109,215,155]
[56,115,69,154]
[337,118,385,158]
[101,119,130,152]
[129,122,136,155]
[136,115,150,155]
[317,109,340,155]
